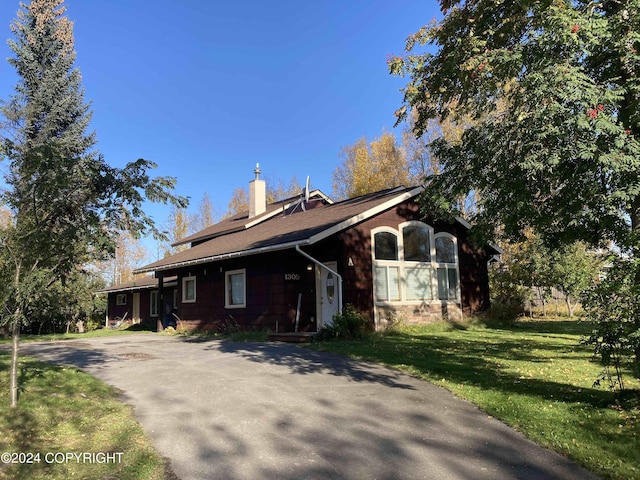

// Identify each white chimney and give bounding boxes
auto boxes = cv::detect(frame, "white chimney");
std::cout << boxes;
[249,163,266,218]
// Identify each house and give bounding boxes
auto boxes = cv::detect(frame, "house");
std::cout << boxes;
[99,168,498,333]
[97,275,178,328]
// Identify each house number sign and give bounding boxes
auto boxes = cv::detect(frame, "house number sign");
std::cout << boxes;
[284,273,301,281]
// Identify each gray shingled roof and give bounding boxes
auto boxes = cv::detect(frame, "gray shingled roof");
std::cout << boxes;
[135,186,423,274]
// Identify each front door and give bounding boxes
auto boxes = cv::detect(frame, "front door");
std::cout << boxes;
[132,292,140,324]
[317,261,339,328]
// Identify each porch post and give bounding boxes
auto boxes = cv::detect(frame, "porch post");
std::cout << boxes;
[157,275,164,332]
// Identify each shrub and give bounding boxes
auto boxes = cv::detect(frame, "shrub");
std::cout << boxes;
[581,255,640,392]
[315,305,371,341]
[486,300,524,326]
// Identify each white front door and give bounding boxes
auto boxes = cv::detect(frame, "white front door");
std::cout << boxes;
[317,261,339,328]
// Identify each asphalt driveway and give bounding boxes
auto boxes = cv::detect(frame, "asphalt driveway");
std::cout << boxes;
[18,334,597,480]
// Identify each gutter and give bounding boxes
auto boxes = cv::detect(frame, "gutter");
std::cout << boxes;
[295,244,343,317]
[134,239,313,274]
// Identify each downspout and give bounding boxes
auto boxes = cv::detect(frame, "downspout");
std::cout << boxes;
[295,244,343,315]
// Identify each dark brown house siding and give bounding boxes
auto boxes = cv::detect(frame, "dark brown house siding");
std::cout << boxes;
[162,250,318,333]
[106,289,155,327]
[334,199,492,324]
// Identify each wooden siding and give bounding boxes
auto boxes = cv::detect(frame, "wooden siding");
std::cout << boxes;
[161,250,318,332]
[106,289,155,327]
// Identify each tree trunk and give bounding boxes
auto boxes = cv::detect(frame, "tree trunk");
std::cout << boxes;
[10,319,20,408]
[629,196,640,378]
[537,287,547,318]
[565,296,575,318]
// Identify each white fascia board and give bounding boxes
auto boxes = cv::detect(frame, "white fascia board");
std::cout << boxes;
[489,243,504,254]
[307,186,424,245]
[309,189,334,204]
[244,204,287,229]
[95,283,157,294]
[455,216,473,230]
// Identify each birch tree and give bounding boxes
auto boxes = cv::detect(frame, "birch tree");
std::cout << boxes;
[332,131,410,200]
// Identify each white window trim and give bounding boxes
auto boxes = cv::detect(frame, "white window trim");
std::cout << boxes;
[434,232,461,301]
[374,263,401,302]
[182,276,197,303]
[225,269,246,309]
[372,223,460,305]
[116,293,127,306]
[150,290,159,317]
[372,226,400,261]
[399,220,435,263]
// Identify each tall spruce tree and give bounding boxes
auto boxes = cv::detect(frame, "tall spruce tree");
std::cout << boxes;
[0,0,187,407]
[390,0,640,383]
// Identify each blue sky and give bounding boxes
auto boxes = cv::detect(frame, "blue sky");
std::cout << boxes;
[0,0,440,258]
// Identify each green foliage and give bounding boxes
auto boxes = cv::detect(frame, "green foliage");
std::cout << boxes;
[391,1,640,248]
[551,241,602,316]
[0,0,186,406]
[582,256,640,390]
[315,305,371,340]
[489,233,602,321]
[0,1,187,329]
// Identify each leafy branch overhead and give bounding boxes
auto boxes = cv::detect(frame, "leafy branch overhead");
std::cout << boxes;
[390,0,640,248]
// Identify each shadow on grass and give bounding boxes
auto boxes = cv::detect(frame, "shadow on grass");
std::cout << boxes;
[315,326,615,409]
[500,319,595,337]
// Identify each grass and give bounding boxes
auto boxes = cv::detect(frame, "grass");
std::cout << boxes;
[0,325,153,345]
[0,352,167,480]
[309,317,640,480]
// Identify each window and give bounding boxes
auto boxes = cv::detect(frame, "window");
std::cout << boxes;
[405,266,434,301]
[374,265,400,301]
[116,294,126,306]
[374,231,398,260]
[150,291,159,317]
[403,224,431,262]
[436,236,456,263]
[373,230,400,301]
[435,234,459,300]
[372,223,458,304]
[225,269,246,308]
[182,276,196,303]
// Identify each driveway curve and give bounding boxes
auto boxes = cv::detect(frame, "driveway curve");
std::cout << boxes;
[20,334,597,480]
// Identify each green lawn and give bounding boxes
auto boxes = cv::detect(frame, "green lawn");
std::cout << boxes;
[0,325,153,345]
[0,353,167,480]
[309,318,640,480]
